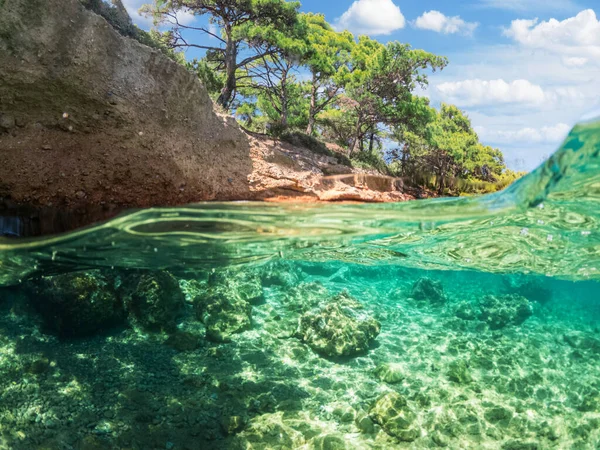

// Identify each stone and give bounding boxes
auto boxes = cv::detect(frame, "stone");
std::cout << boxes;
[194,286,252,342]
[124,271,185,332]
[310,434,351,450]
[455,301,477,320]
[208,269,263,305]
[0,114,15,132]
[295,292,380,357]
[369,392,419,442]
[355,412,376,434]
[478,294,533,330]
[27,270,125,337]
[447,359,472,384]
[410,278,447,306]
[164,331,202,352]
[221,415,246,435]
[374,362,405,384]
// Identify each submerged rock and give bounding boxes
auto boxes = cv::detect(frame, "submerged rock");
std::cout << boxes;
[374,362,405,384]
[194,286,252,342]
[478,294,533,330]
[410,278,447,306]
[27,271,125,337]
[164,331,202,352]
[369,392,419,442]
[454,301,477,320]
[123,271,185,332]
[295,292,380,357]
[234,412,306,449]
[447,359,472,384]
[208,269,264,305]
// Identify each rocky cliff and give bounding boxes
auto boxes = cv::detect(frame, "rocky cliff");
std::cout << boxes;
[0,0,409,209]
[0,0,252,206]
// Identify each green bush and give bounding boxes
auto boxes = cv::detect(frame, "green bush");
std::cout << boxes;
[351,150,391,175]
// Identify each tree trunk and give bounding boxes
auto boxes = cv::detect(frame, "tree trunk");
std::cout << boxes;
[217,34,236,109]
[349,117,362,158]
[280,68,288,129]
[306,72,318,135]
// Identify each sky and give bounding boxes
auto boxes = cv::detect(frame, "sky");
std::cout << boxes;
[122,0,600,171]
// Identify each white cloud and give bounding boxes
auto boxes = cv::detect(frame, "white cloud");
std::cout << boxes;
[475,123,571,144]
[563,56,589,67]
[122,0,196,29]
[414,10,478,35]
[435,79,546,107]
[334,0,405,36]
[478,0,581,12]
[503,9,600,59]
[434,78,585,108]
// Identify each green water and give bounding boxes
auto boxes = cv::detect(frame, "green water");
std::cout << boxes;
[0,119,598,449]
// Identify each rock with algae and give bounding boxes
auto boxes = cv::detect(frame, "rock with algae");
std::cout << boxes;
[123,271,185,332]
[410,278,447,306]
[374,362,405,384]
[27,270,125,337]
[295,292,380,357]
[208,269,264,305]
[447,359,472,384]
[195,286,252,342]
[478,294,533,330]
[233,412,306,449]
[369,392,419,442]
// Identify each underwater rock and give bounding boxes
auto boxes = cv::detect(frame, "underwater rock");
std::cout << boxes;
[234,412,306,449]
[164,331,202,352]
[369,392,419,442]
[27,271,125,337]
[410,278,447,306]
[208,269,264,305]
[447,359,472,384]
[221,415,247,435]
[310,434,352,449]
[355,412,376,434]
[194,286,252,342]
[503,275,552,304]
[295,292,380,357]
[478,294,533,330]
[124,271,185,332]
[259,262,302,288]
[374,362,405,384]
[454,301,477,320]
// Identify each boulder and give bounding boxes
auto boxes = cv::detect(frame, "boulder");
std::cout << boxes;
[123,271,185,332]
[369,392,419,442]
[27,270,125,337]
[410,278,447,306]
[478,294,533,330]
[194,286,252,342]
[295,292,380,357]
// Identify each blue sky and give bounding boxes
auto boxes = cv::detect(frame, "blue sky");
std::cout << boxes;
[123,0,600,171]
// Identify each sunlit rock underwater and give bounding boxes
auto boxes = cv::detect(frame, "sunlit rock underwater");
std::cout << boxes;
[0,119,599,449]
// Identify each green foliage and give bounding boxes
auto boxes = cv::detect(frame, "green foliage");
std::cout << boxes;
[139,0,519,193]
[145,0,301,108]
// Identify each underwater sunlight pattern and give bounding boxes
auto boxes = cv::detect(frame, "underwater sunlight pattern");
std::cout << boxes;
[0,117,598,449]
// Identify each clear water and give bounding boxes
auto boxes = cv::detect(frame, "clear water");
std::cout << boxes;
[0,118,598,449]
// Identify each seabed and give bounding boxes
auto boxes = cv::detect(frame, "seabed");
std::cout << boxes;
[0,263,599,450]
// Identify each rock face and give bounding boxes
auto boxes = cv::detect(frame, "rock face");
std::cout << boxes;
[0,0,413,209]
[27,271,125,337]
[0,0,251,207]
[295,292,380,357]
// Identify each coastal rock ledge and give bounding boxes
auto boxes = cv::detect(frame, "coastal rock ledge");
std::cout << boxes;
[0,0,410,208]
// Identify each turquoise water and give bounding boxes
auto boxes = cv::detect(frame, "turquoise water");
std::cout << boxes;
[0,118,599,449]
